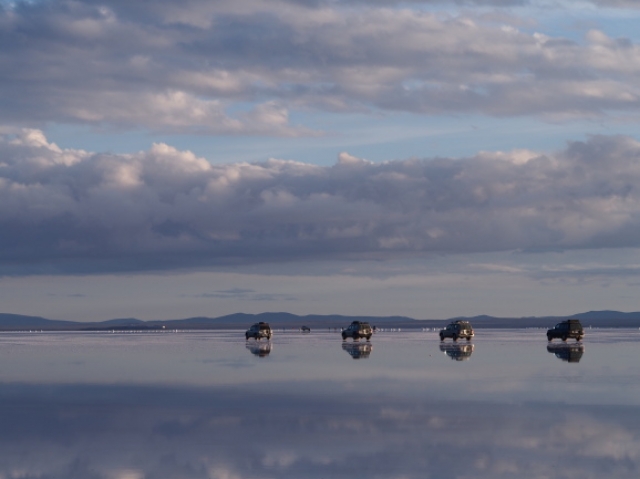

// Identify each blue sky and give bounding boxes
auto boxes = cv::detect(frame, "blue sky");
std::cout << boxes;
[3,0,640,321]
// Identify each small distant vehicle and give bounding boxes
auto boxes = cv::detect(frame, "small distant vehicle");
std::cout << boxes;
[341,321,373,341]
[342,342,373,359]
[547,319,584,342]
[245,322,272,340]
[439,320,474,342]
[300,325,311,333]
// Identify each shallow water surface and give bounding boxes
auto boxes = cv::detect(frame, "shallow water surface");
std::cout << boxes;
[0,329,638,478]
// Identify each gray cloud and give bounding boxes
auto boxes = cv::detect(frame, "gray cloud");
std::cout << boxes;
[592,0,640,7]
[187,288,297,301]
[3,130,640,274]
[199,288,257,297]
[1,0,640,134]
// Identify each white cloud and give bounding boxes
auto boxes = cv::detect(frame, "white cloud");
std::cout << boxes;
[3,130,640,273]
[2,0,640,133]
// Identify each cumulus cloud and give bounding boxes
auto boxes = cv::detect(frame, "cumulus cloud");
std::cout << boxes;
[1,0,640,133]
[3,130,640,273]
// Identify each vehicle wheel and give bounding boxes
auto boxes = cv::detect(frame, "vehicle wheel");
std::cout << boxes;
[547,335,552,342]
[439,334,444,342]
[452,334,458,342]
[561,335,567,342]
[245,334,249,340]
[366,335,371,341]
[342,333,347,341]
[466,336,471,341]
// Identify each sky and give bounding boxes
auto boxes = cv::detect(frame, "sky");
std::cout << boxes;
[3,0,640,321]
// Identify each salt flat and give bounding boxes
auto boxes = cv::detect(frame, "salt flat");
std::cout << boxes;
[0,329,638,478]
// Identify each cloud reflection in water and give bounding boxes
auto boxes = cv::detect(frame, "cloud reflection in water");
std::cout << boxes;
[0,330,638,478]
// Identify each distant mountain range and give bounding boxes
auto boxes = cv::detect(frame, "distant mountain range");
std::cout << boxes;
[1,310,640,331]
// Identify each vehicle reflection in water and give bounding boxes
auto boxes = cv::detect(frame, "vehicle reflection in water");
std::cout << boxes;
[342,341,373,359]
[547,342,584,363]
[439,343,474,361]
[246,341,272,357]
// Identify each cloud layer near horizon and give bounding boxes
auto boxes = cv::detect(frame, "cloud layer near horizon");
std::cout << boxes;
[2,0,640,135]
[2,129,640,274]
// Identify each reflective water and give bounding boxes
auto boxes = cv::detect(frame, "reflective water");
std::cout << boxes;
[0,329,638,478]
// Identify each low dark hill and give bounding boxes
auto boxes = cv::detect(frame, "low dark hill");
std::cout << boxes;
[572,310,640,321]
[0,313,80,330]
[98,318,147,326]
[1,310,640,331]
[146,312,418,330]
[450,311,640,328]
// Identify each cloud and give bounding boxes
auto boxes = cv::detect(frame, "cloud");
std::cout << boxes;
[532,263,640,282]
[591,0,640,7]
[3,130,640,274]
[2,0,640,133]
[187,288,297,301]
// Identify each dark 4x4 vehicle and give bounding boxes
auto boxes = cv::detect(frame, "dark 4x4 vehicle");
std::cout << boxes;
[342,321,373,341]
[439,320,474,342]
[547,319,584,342]
[245,322,272,340]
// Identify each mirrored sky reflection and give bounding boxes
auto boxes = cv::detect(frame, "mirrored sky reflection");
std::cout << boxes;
[0,330,639,479]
